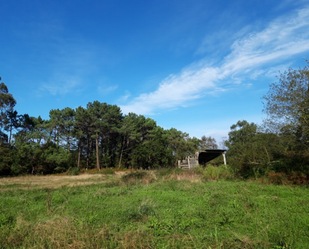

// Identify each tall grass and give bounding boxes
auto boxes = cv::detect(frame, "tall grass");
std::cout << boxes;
[0,169,308,248]
[201,164,235,180]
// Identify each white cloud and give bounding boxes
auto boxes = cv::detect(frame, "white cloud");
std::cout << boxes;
[121,5,309,115]
[121,66,220,114]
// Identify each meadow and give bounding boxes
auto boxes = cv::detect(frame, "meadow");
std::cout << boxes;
[0,167,308,248]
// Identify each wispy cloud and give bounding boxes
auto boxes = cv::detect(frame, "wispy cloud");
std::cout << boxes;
[97,85,118,95]
[121,66,220,114]
[118,91,131,102]
[40,75,82,96]
[37,42,98,97]
[121,5,309,115]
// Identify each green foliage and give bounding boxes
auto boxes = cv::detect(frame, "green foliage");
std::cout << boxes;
[202,164,235,180]
[262,62,309,174]
[0,144,13,175]
[226,120,287,178]
[165,128,199,162]
[263,62,309,142]
[0,79,16,134]
[3,63,309,177]
[199,135,218,150]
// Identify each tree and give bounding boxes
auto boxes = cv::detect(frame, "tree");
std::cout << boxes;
[86,101,122,170]
[118,113,144,168]
[227,120,257,146]
[0,78,17,174]
[226,120,264,177]
[136,126,174,169]
[0,78,16,141]
[75,106,94,168]
[4,110,22,143]
[13,115,49,174]
[262,62,309,144]
[0,78,16,113]
[262,63,309,174]
[48,107,75,151]
[199,135,218,150]
[165,128,199,165]
[120,114,158,169]
[226,120,287,177]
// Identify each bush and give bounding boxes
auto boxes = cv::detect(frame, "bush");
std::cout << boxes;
[202,164,234,180]
[267,171,309,185]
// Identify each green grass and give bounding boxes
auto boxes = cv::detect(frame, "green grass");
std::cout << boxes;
[0,170,308,248]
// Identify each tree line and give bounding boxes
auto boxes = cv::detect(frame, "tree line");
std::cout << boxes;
[1,62,309,178]
[0,79,218,175]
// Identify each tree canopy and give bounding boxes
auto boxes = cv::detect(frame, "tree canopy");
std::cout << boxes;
[263,62,309,144]
[0,77,16,144]
[0,79,204,175]
[224,62,309,177]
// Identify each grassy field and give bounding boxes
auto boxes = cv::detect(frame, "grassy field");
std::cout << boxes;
[0,168,308,248]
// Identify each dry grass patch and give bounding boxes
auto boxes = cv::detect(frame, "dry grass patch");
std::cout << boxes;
[166,169,202,183]
[120,171,157,185]
[0,173,119,191]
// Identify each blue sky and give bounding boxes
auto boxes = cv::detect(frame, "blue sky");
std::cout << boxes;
[1,0,309,145]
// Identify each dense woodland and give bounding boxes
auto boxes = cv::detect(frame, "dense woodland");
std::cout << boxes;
[1,62,309,179]
[0,78,217,175]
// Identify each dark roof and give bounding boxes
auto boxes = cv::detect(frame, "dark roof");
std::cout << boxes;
[198,149,226,165]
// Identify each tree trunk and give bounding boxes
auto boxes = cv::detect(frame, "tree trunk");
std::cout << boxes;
[86,137,89,169]
[67,136,70,151]
[96,134,100,170]
[77,139,81,168]
[118,138,126,169]
[118,148,123,169]
[8,125,12,144]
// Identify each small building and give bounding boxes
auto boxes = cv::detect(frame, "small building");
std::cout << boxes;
[178,149,226,169]
[198,149,226,166]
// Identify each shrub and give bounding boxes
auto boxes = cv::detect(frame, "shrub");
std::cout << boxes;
[202,164,234,180]
[267,171,309,185]
[66,167,80,175]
